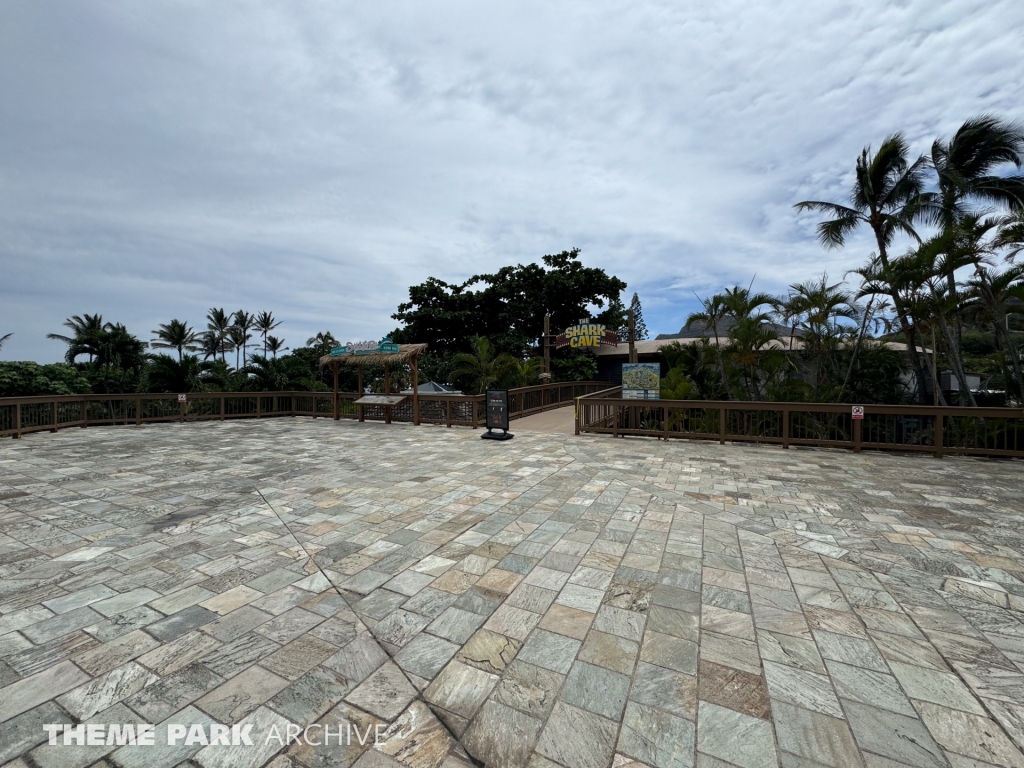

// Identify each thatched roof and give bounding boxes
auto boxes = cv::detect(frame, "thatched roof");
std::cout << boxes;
[319,343,428,367]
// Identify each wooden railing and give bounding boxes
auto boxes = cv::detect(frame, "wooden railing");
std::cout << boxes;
[0,382,607,439]
[574,389,1024,459]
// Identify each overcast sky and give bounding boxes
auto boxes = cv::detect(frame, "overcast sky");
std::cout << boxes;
[2,1,1023,363]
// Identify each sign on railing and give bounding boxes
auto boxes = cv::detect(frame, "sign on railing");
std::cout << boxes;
[622,363,660,400]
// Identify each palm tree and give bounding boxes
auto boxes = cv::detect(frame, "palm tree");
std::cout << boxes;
[47,314,106,363]
[232,310,256,365]
[995,210,1024,261]
[244,354,309,391]
[199,331,225,362]
[927,116,1024,230]
[227,325,250,370]
[795,134,932,401]
[0,333,11,353]
[726,317,787,400]
[450,336,516,394]
[855,255,945,405]
[266,336,287,358]
[924,116,1024,368]
[686,294,729,396]
[502,357,543,388]
[147,354,208,393]
[965,264,1024,400]
[150,320,200,361]
[306,331,338,358]
[255,311,281,356]
[783,276,857,398]
[206,308,232,364]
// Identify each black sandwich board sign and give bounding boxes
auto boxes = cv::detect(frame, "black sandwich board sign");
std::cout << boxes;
[482,389,514,440]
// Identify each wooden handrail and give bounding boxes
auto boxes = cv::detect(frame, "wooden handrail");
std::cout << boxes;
[0,382,609,439]
[573,395,1024,459]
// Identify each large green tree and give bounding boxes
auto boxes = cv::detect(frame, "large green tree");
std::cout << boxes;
[391,249,627,361]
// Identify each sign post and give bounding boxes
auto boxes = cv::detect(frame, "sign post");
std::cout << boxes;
[482,389,514,441]
[852,406,864,453]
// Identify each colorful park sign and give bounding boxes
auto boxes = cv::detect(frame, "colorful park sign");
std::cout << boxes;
[622,362,660,400]
[330,337,401,356]
[555,320,618,350]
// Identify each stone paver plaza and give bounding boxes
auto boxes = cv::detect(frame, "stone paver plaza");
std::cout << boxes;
[1,418,1024,768]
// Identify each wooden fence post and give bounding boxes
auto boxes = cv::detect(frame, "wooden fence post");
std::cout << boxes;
[135,396,142,427]
[257,395,262,419]
[51,401,59,433]
[719,407,726,444]
[81,399,87,428]
[934,413,944,459]
[663,405,669,441]
[782,407,789,449]
[221,396,225,420]
[853,417,862,453]
[14,403,21,439]
[446,400,452,428]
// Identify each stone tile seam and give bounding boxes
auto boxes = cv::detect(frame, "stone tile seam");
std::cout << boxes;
[251,484,480,766]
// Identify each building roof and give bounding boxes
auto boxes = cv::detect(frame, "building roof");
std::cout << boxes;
[400,381,457,394]
[320,343,428,367]
[595,336,924,356]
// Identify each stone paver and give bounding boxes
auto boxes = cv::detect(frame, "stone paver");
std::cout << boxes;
[1,418,1023,768]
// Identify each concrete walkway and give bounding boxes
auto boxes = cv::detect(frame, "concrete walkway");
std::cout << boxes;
[1,419,1023,768]
[512,406,577,434]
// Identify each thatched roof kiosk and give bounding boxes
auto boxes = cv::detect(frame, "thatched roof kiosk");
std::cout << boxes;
[319,343,428,425]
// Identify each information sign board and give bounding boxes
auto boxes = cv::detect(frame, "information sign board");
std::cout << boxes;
[486,390,510,431]
[353,395,408,406]
[852,406,864,420]
[622,363,661,400]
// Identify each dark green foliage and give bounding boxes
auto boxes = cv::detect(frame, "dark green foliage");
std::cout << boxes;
[145,354,210,393]
[629,293,647,340]
[288,346,337,390]
[244,355,323,392]
[416,351,455,390]
[835,346,909,404]
[661,339,728,399]
[0,362,93,397]
[391,249,627,365]
[550,351,596,383]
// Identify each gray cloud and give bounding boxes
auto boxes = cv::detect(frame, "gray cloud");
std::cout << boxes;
[2,0,1022,361]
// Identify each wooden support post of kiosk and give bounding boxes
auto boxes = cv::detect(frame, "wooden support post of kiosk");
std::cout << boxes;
[543,314,551,383]
[358,364,364,422]
[411,352,420,426]
[333,362,340,420]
